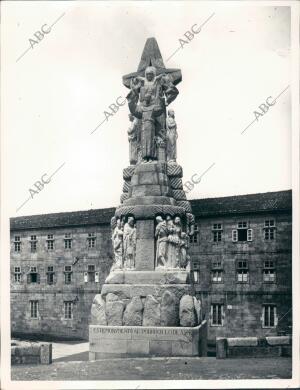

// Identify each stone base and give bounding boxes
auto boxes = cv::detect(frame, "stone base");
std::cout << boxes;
[89,321,207,359]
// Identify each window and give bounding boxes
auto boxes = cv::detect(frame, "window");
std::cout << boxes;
[232,222,252,242]
[212,270,223,283]
[211,304,224,326]
[64,265,72,284]
[264,220,276,240]
[64,233,72,249]
[27,267,40,284]
[88,265,95,282]
[64,301,73,319]
[87,233,96,248]
[236,260,249,283]
[212,223,222,242]
[46,266,55,285]
[14,267,21,282]
[30,300,38,318]
[212,260,222,269]
[14,236,21,252]
[263,260,276,283]
[189,224,199,244]
[262,305,277,328]
[30,235,37,252]
[47,234,54,250]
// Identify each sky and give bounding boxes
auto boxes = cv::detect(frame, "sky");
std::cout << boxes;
[2,1,292,218]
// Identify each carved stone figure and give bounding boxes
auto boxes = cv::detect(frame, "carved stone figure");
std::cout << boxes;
[155,216,168,268]
[123,216,136,269]
[179,232,190,269]
[166,216,181,269]
[128,114,140,165]
[111,218,124,270]
[128,93,163,163]
[127,66,179,154]
[166,109,178,162]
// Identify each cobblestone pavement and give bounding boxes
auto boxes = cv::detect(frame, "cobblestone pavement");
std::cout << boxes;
[11,357,291,381]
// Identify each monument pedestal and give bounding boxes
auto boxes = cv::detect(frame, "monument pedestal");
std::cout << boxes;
[88,37,206,360]
[89,321,207,359]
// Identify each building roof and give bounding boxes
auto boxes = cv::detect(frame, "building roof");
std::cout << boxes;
[10,190,291,231]
[190,190,292,218]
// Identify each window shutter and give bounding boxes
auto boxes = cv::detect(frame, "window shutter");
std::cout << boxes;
[232,229,238,242]
[53,272,57,284]
[221,305,225,325]
[274,307,278,326]
[261,307,265,326]
[247,229,253,241]
[27,274,31,284]
[37,273,41,284]
[84,272,88,283]
[95,272,99,283]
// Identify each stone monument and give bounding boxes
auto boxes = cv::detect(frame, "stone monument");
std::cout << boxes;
[89,37,207,359]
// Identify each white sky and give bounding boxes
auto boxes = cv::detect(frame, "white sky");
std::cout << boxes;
[2,1,292,218]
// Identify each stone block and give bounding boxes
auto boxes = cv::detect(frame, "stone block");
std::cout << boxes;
[127,340,150,355]
[161,290,179,326]
[149,340,172,356]
[40,343,52,364]
[122,181,130,193]
[91,295,107,325]
[167,163,183,178]
[179,295,196,327]
[120,193,129,203]
[266,336,291,346]
[105,300,124,326]
[123,296,143,326]
[227,337,258,347]
[172,190,187,200]
[105,271,124,284]
[123,166,135,180]
[132,184,162,197]
[172,340,193,356]
[176,200,192,212]
[169,177,183,189]
[101,284,131,299]
[138,171,159,185]
[216,338,227,359]
[143,295,160,326]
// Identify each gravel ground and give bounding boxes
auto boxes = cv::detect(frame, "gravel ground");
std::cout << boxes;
[11,356,292,381]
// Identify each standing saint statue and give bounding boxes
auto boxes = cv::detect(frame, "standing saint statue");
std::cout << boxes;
[155,216,168,268]
[128,93,163,162]
[165,216,181,269]
[111,218,124,271]
[166,109,178,162]
[123,216,137,269]
[127,66,179,151]
[128,113,140,165]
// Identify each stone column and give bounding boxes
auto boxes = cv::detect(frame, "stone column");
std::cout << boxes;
[135,220,155,271]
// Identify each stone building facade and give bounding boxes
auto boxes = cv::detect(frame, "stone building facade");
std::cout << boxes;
[10,190,292,343]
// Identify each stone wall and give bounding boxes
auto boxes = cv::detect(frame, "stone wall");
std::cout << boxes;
[11,340,52,364]
[11,224,113,340]
[190,211,292,342]
[216,336,292,358]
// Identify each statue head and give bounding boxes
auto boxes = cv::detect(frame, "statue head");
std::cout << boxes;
[168,109,175,118]
[156,216,163,223]
[174,216,181,225]
[145,66,156,82]
[116,218,121,228]
[166,215,172,222]
[128,216,135,226]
